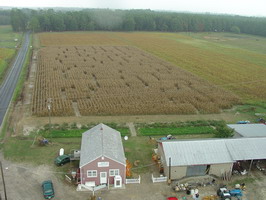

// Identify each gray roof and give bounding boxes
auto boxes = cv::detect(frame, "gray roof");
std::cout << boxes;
[227,124,266,137]
[162,139,233,166]
[226,138,266,160]
[162,137,266,166]
[80,123,126,167]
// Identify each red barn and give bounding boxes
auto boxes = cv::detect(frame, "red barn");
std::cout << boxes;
[79,123,126,188]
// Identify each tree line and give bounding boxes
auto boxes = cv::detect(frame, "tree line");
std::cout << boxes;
[5,8,266,37]
[0,10,11,25]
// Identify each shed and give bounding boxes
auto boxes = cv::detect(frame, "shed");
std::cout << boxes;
[227,124,266,138]
[158,137,266,180]
[79,123,126,187]
[158,139,233,179]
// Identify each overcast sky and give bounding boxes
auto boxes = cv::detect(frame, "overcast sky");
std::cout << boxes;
[1,0,266,17]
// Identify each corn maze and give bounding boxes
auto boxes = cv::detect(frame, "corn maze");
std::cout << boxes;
[32,46,240,116]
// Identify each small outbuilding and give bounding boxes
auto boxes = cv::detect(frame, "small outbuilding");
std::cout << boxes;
[79,123,126,188]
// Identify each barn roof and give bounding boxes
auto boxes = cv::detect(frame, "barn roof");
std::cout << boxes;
[162,137,266,166]
[162,139,233,166]
[227,124,266,137]
[80,123,126,167]
[226,137,266,160]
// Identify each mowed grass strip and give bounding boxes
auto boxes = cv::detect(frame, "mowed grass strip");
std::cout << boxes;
[138,126,214,136]
[38,32,266,103]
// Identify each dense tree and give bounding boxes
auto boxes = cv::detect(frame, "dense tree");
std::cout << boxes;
[0,10,11,25]
[123,16,135,31]
[7,8,266,37]
[10,9,28,31]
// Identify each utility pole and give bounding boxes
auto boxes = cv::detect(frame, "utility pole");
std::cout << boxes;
[168,157,171,185]
[0,161,7,200]
[47,98,52,134]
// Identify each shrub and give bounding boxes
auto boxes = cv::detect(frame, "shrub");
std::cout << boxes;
[230,26,241,34]
[214,126,234,138]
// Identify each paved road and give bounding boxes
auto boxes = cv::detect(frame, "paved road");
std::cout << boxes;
[0,32,30,127]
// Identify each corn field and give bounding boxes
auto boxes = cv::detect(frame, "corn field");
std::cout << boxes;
[32,45,240,116]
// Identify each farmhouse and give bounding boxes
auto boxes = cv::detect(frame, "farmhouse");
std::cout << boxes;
[158,137,266,180]
[79,123,126,188]
[227,123,266,138]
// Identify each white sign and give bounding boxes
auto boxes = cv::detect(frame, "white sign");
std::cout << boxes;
[98,162,109,167]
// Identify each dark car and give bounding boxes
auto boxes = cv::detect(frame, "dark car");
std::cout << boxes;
[42,180,55,199]
[54,154,70,166]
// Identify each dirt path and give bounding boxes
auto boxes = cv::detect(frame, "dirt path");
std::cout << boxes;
[20,112,253,131]
[127,122,137,137]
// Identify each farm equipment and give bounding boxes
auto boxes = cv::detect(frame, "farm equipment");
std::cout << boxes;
[229,189,242,198]
[217,186,243,200]
[217,187,231,200]
[37,136,49,146]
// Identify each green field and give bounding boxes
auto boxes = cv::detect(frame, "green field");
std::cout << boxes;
[39,127,130,138]
[0,25,22,83]
[0,25,22,48]
[138,126,214,136]
[0,48,15,82]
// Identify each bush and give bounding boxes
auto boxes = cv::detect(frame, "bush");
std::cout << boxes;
[60,122,69,130]
[70,122,77,129]
[214,126,234,138]
[230,26,241,34]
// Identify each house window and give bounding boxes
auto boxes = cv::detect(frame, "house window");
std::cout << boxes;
[87,170,97,177]
[109,169,119,176]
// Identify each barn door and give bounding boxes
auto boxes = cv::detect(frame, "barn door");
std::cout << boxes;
[186,165,207,177]
[100,172,107,184]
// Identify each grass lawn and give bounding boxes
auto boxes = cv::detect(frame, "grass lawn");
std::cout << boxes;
[3,137,81,165]
[123,136,155,174]
[235,104,266,116]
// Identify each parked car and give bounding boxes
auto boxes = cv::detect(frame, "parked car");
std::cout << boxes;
[54,154,70,166]
[167,198,178,200]
[42,180,55,199]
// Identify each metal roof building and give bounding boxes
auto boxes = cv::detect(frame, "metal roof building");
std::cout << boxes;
[227,124,266,138]
[162,139,233,166]
[159,137,266,179]
[161,137,266,167]
[226,137,266,161]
